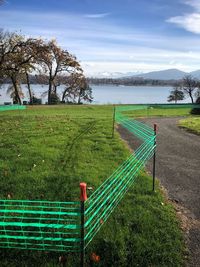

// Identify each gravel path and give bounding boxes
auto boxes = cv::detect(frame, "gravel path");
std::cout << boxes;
[118,117,200,267]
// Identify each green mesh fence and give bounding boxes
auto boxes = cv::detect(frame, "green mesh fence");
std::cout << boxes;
[0,105,26,112]
[0,104,199,253]
[0,200,81,252]
[84,105,156,247]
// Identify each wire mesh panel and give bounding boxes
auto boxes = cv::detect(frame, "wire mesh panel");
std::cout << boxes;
[1,104,199,253]
[84,105,156,247]
[0,200,81,252]
[0,105,26,112]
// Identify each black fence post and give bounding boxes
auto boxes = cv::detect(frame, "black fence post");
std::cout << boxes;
[153,124,157,191]
[80,183,87,267]
[112,105,116,138]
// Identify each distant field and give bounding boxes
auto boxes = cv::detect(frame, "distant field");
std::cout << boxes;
[0,105,184,266]
[179,117,200,134]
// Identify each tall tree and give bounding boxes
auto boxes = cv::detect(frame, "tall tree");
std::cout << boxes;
[7,83,24,104]
[76,76,93,104]
[0,32,25,104]
[196,96,200,104]
[191,86,200,114]
[181,75,197,103]
[168,84,184,103]
[0,31,42,104]
[38,40,83,104]
[62,73,93,104]
[20,38,45,104]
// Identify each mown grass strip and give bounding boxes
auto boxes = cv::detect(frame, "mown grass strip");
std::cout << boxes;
[179,117,200,134]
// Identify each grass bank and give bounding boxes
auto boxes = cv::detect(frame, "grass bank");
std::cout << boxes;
[0,105,184,266]
[179,117,200,135]
[122,105,192,118]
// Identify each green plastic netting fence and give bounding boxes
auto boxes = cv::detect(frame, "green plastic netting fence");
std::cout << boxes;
[84,105,156,247]
[0,104,199,252]
[0,105,26,112]
[0,200,81,252]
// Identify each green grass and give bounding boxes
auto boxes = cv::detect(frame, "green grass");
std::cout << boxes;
[179,117,200,135]
[122,106,192,118]
[0,105,184,266]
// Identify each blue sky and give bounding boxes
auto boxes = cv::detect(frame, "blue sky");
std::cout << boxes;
[1,0,200,76]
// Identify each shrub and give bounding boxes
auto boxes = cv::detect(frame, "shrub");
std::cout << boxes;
[190,97,200,115]
[32,96,42,105]
[50,92,60,104]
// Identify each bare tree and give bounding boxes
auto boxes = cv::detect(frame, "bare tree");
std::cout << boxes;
[181,75,197,103]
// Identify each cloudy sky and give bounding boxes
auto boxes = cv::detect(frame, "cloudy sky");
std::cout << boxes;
[1,0,200,76]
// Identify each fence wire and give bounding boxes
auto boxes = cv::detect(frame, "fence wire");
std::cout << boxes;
[0,104,199,252]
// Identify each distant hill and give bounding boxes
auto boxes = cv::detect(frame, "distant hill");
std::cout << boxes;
[89,68,200,80]
[90,71,142,78]
[132,69,187,80]
[190,70,200,79]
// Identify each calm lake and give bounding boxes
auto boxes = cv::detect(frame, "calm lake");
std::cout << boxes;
[0,84,191,105]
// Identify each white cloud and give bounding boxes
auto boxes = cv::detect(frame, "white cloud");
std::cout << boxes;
[1,9,200,74]
[184,0,200,10]
[84,13,110,18]
[167,13,200,34]
[82,60,196,76]
[167,0,200,34]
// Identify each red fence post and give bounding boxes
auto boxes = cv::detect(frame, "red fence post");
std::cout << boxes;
[80,183,87,267]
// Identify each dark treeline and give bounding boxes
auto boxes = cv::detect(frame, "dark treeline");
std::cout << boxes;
[89,75,200,105]
[88,77,179,86]
[3,75,178,87]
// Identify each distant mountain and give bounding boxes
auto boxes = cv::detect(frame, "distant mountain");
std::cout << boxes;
[190,70,200,79]
[89,69,200,80]
[89,71,142,78]
[132,69,187,80]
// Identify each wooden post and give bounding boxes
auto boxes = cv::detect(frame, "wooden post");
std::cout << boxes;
[112,105,116,138]
[153,124,157,191]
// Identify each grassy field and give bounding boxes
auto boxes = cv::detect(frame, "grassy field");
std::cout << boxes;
[0,105,185,266]
[122,105,193,118]
[179,117,200,134]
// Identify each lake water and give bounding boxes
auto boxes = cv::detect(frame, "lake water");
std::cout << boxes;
[0,84,191,105]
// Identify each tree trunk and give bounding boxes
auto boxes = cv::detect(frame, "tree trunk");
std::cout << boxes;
[54,84,57,95]
[78,94,81,104]
[78,88,83,104]
[26,72,33,104]
[48,80,53,104]
[11,76,21,105]
[62,90,66,102]
[62,87,72,102]
[189,93,194,103]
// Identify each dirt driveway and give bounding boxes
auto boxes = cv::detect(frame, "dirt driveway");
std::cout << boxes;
[118,117,200,267]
